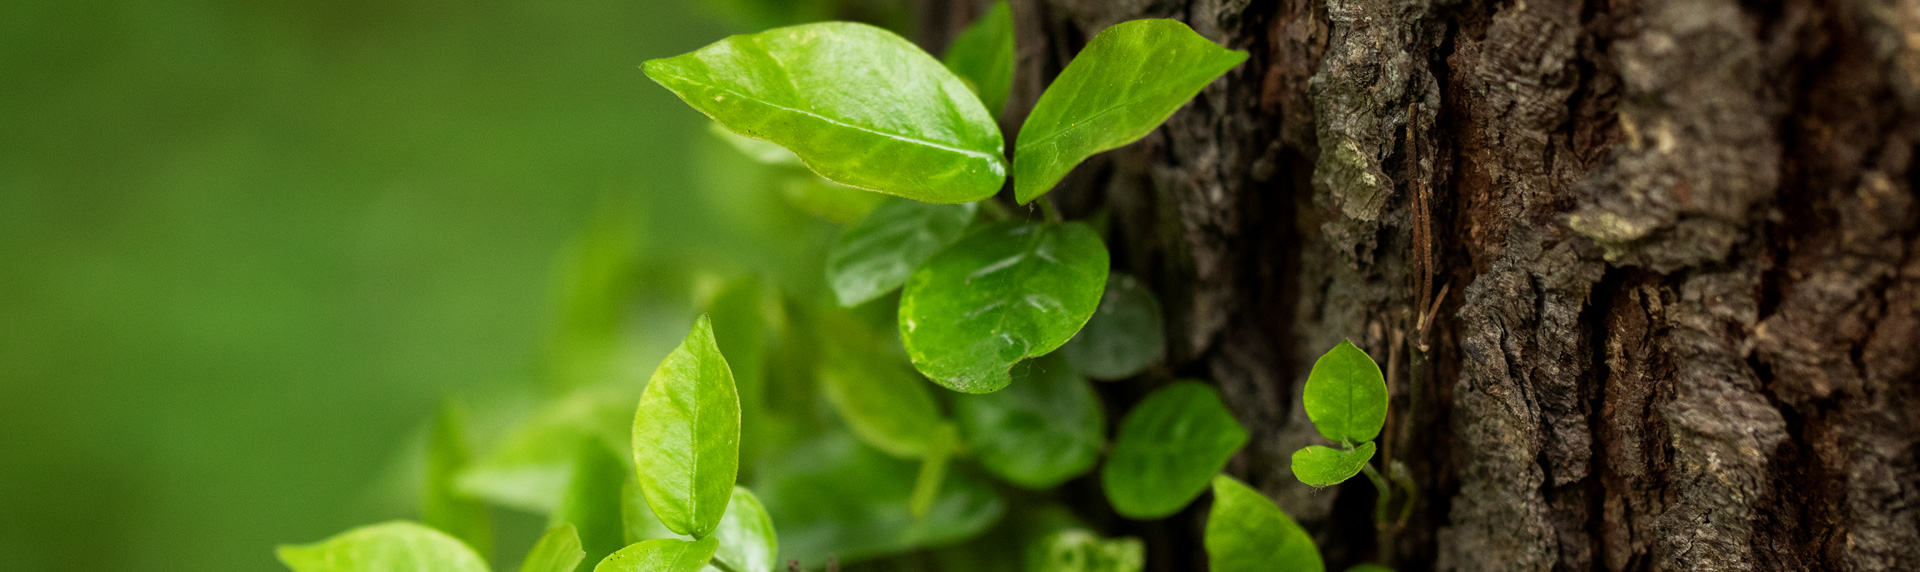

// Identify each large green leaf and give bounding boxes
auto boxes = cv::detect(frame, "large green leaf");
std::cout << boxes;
[276,521,488,572]
[1204,475,1322,572]
[1059,273,1165,380]
[825,199,978,307]
[952,355,1104,488]
[1290,442,1375,488]
[1026,530,1145,572]
[424,403,492,556]
[1303,340,1388,444]
[1012,20,1246,203]
[554,441,632,570]
[816,310,946,458]
[590,538,718,572]
[633,315,742,539]
[520,525,587,572]
[899,221,1109,393]
[645,22,1007,203]
[942,1,1015,118]
[708,487,778,572]
[1101,382,1248,519]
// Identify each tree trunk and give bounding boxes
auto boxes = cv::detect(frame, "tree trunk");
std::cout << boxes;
[924,0,1920,570]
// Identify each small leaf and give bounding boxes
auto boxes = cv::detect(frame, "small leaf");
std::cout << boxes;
[424,402,492,556]
[1013,20,1247,203]
[1059,273,1165,380]
[554,441,631,570]
[817,311,946,458]
[1289,443,1375,488]
[709,487,778,572]
[591,538,718,572]
[633,315,742,539]
[953,355,1104,488]
[1101,382,1248,519]
[1026,530,1145,572]
[645,22,1007,203]
[520,525,587,572]
[942,1,1016,118]
[826,199,979,307]
[276,521,488,572]
[1204,475,1322,572]
[1303,340,1388,444]
[899,221,1109,393]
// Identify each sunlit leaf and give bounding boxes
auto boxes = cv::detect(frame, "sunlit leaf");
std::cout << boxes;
[1204,475,1322,572]
[1303,340,1388,444]
[276,521,488,572]
[942,1,1016,118]
[590,538,718,572]
[520,525,586,572]
[1289,442,1375,488]
[952,355,1103,488]
[1026,530,1145,572]
[1101,382,1248,519]
[646,22,1006,204]
[1059,273,1164,380]
[1012,20,1246,203]
[710,122,803,167]
[554,441,631,570]
[424,403,492,556]
[633,316,741,539]
[708,487,778,572]
[825,199,978,307]
[899,221,1109,393]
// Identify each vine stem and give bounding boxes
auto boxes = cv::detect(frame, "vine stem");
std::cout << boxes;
[1035,196,1064,223]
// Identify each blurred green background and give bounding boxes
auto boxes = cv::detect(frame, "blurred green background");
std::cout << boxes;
[0,1,871,569]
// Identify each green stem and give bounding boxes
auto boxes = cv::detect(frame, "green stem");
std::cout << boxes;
[978,198,1015,221]
[1035,196,1064,223]
[709,558,742,572]
[1360,461,1392,524]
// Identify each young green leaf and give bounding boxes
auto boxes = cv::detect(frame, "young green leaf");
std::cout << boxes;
[458,384,639,513]
[952,355,1104,488]
[1026,530,1145,572]
[591,538,718,572]
[555,441,631,570]
[1012,20,1247,203]
[1303,340,1388,444]
[424,402,492,556]
[709,487,778,572]
[1205,475,1323,572]
[826,199,979,307]
[899,221,1109,393]
[645,22,1007,204]
[633,315,741,539]
[520,525,587,572]
[942,1,1016,118]
[817,311,946,458]
[276,521,488,572]
[1101,382,1249,519]
[1289,442,1376,488]
[1059,273,1165,380]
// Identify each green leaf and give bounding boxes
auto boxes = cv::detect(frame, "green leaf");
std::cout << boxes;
[645,22,1007,204]
[1012,20,1247,203]
[1289,442,1375,488]
[776,172,886,224]
[1059,273,1165,380]
[590,538,718,572]
[709,487,778,572]
[899,221,1109,393]
[817,311,946,458]
[1026,530,1145,572]
[276,521,488,572]
[703,277,770,465]
[825,199,979,307]
[942,1,1016,118]
[520,525,587,572]
[424,403,492,556]
[1303,340,1388,444]
[554,441,631,570]
[1204,475,1322,572]
[709,122,802,167]
[1101,382,1248,519]
[952,355,1104,488]
[458,385,639,513]
[633,315,742,539]
[621,479,682,545]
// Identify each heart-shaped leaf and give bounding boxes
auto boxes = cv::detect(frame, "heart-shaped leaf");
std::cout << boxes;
[1204,475,1322,572]
[953,355,1104,488]
[826,199,979,307]
[1059,273,1164,380]
[1101,382,1248,519]
[942,1,1016,118]
[520,525,587,572]
[591,538,718,572]
[633,315,741,539]
[276,521,488,572]
[1303,340,1388,444]
[646,22,1006,203]
[899,221,1109,393]
[1290,442,1375,488]
[708,487,778,572]
[1013,19,1246,203]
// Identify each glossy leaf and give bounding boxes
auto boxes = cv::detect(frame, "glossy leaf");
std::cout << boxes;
[520,525,587,572]
[1303,340,1388,444]
[899,221,1109,393]
[1290,442,1375,488]
[1205,475,1322,572]
[554,441,631,570]
[953,355,1104,488]
[633,315,742,539]
[1060,273,1165,380]
[1012,20,1247,203]
[424,403,492,556]
[1101,382,1248,519]
[942,1,1016,118]
[817,311,946,458]
[645,22,1007,203]
[708,487,778,572]
[590,538,718,572]
[276,521,488,572]
[1026,530,1145,572]
[825,199,978,307]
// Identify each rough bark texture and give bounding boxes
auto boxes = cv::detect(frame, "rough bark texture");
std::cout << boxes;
[931,0,1920,569]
